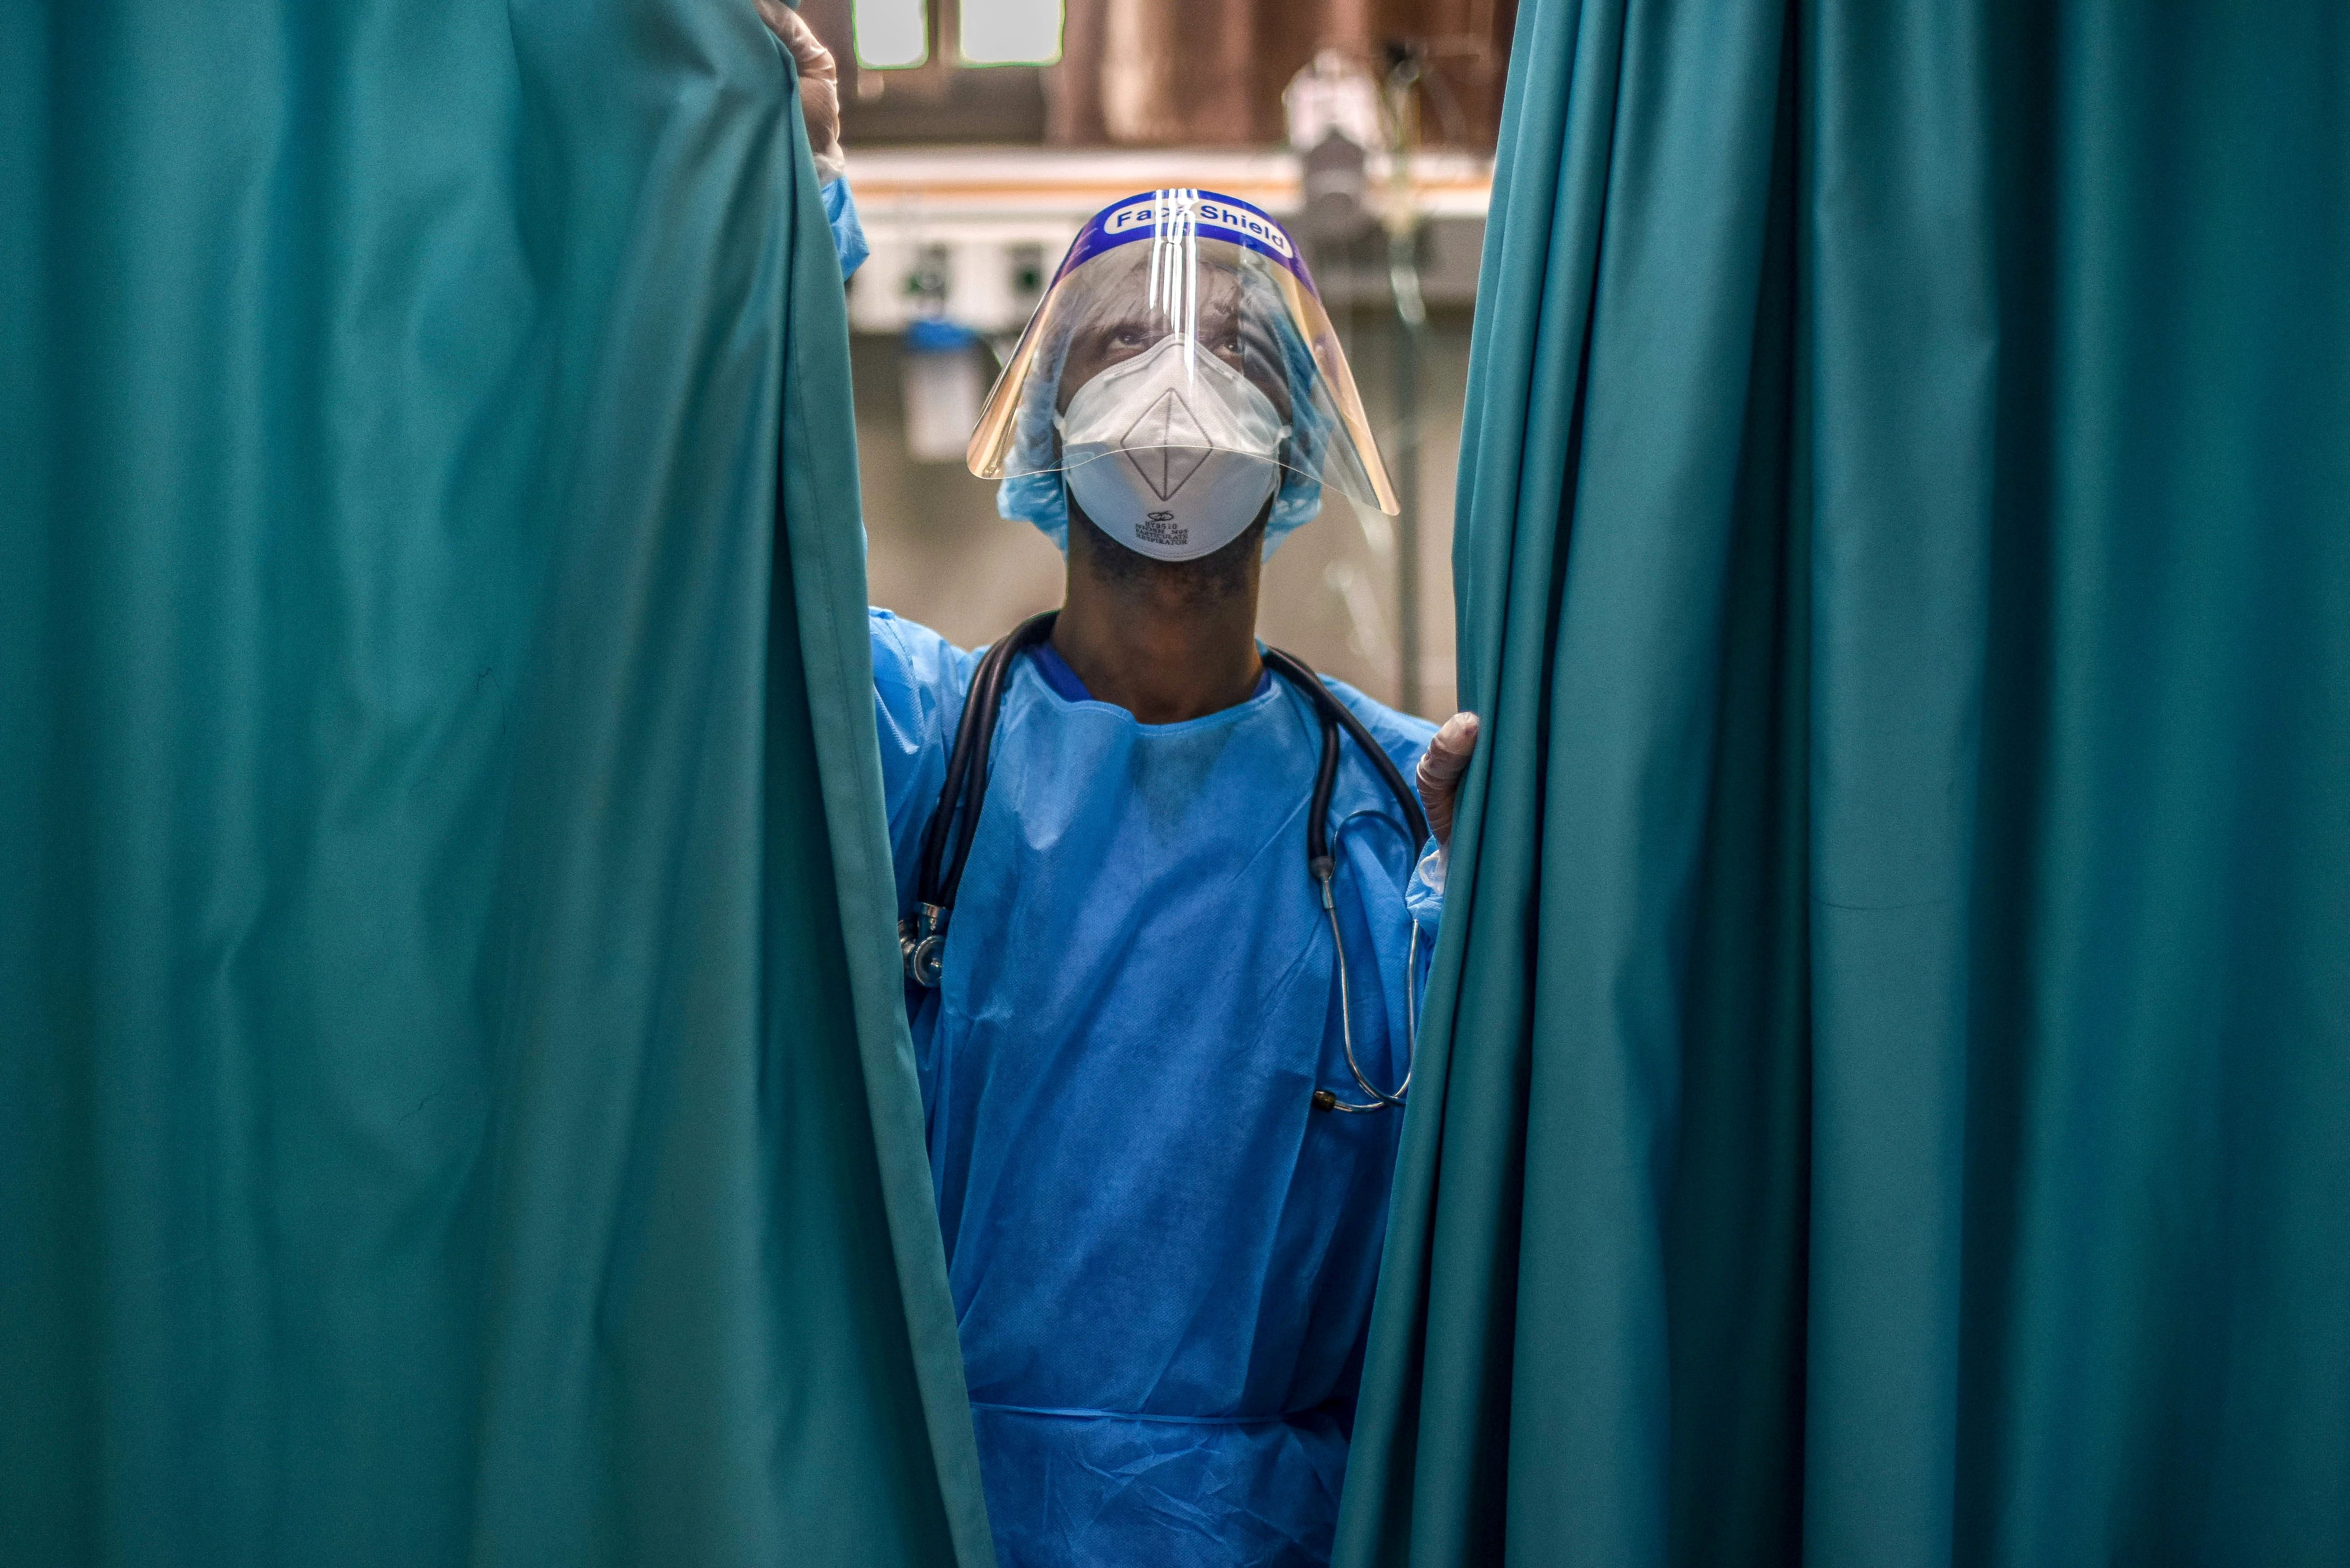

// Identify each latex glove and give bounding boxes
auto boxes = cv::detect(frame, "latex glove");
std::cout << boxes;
[1416,712,1480,850]
[755,0,846,184]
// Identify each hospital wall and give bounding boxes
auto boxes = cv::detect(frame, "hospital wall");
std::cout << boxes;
[853,307,1473,719]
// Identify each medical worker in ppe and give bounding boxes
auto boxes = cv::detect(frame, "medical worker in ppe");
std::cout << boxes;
[766,15,1478,1566]
[891,193,1477,1568]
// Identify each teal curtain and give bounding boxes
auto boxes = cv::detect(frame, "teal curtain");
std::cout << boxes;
[1342,1,2349,1564]
[0,4,990,1564]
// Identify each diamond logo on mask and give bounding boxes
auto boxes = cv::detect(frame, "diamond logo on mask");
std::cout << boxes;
[1119,388,1214,501]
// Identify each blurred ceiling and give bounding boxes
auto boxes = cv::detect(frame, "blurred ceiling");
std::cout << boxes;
[806,0,1516,150]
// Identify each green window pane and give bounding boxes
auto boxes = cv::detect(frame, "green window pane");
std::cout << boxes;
[961,0,1062,65]
[854,0,927,68]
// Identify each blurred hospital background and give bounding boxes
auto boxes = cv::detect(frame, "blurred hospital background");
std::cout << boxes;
[799,0,1516,717]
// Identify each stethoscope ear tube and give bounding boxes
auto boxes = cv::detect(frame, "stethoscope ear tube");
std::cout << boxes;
[1257,648,1429,848]
[938,613,1058,908]
[914,611,1059,911]
[1305,705,1340,874]
[904,611,1058,984]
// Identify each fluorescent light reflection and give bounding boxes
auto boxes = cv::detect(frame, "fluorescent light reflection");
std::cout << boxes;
[853,0,927,68]
[961,0,1063,65]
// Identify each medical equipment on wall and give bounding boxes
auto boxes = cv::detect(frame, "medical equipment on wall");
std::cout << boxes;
[902,317,987,462]
[898,612,1427,1114]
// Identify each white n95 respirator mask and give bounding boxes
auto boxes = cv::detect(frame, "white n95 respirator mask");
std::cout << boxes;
[1055,335,1289,563]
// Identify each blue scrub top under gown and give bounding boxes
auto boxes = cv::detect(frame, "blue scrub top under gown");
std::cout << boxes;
[869,610,1440,1568]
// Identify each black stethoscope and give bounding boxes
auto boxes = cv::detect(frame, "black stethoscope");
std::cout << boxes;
[897,610,1427,1114]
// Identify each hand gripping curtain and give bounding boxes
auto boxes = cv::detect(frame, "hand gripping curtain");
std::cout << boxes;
[1339,1,2350,1565]
[0,4,991,1564]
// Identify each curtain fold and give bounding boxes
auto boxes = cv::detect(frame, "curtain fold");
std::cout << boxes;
[0,3,989,1564]
[1339,1,2350,1564]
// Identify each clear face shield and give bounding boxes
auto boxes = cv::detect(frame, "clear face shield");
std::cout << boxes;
[968,190,1399,561]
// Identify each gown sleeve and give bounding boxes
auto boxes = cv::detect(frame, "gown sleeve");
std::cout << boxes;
[1404,842,1446,933]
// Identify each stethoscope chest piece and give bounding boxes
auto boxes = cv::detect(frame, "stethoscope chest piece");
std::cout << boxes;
[900,902,950,988]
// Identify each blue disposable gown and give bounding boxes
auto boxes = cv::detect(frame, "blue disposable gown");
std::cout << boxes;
[870,610,1443,1568]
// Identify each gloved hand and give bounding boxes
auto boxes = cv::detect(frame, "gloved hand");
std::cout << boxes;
[1416,712,1479,850]
[754,0,846,185]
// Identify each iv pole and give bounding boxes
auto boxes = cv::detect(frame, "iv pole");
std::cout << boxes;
[1383,45,1428,717]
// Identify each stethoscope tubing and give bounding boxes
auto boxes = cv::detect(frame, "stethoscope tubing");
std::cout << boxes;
[901,610,1425,1113]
